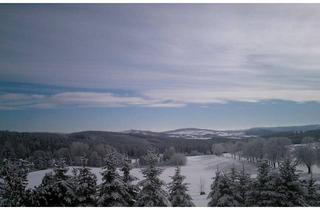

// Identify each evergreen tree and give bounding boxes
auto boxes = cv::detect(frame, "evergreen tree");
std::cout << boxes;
[304,175,320,206]
[135,150,171,207]
[121,156,139,206]
[207,170,221,206]
[73,157,97,206]
[207,170,238,207]
[247,160,280,206]
[0,176,4,206]
[236,165,251,206]
[227,166,243,205]
[32,159,77,206]
[168,166,194,207]
[0,162,4,206]
[276,159,306,206]
[0,159,30,206]
[97,151,131,206]
[229,166,238,183]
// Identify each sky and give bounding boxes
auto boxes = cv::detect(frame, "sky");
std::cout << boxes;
[1,4,320,132]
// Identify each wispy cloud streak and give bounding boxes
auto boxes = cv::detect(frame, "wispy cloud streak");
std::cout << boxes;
[1,88,320,110]
[1,5,320,109]
[0,92,185,110]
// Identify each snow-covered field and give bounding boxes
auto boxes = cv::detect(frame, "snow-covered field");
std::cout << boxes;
[27,154,320,206]
[27,154,257,206]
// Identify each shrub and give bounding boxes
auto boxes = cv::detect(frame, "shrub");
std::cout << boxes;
[169,153,187,166]
[189,150,203,156]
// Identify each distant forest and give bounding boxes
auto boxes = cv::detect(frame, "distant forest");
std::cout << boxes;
[0,131,220,169]
[1,129,320,170]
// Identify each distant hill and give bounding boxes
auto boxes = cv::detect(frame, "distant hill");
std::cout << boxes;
[245,124,320,136]
[161,128,254,140]
[123,124,320,140]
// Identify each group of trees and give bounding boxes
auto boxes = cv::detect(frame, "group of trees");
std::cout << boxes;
[0,150,195,207]
[0,137,125,170]
[212,137,292,167]
[4,129,319,172]
[163,147,187,166]
[295,143,320,174]
[2,148,320,207]
[212,136,320,174]
[0,131,215,170]
[207,160,320,207]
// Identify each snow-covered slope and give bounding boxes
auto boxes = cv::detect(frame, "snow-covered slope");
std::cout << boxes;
[162,128,254,140]
[122,129,159,136]
[26,154,320,207]
[123,124,320,140]
[27,155,257,206]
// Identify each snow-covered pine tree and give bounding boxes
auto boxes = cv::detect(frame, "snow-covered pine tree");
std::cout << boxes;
[0,175,4,206]
[121,155,139,206]
[32,158,77,206]
[73,157,97,206]
[227,166,243,206]
[122,156,133,183]
[236,165,251,206]
[0,159,30,206]
[207,170,221,206]
[246,160,280,206]
[229,166,238,183]
[168,166,194,207]
[304,175,320,206]
[207,170,238,207]
[0,161,4,207]
[97,151,131,206]
[276,159,306,206]
[135,150,171,207]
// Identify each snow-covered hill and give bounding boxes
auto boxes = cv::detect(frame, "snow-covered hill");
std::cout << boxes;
[123,124,320,140]
[123,128,255,140]
[122,129,159,136]
[162,128,254,140]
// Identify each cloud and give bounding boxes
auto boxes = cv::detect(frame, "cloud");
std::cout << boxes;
[1,5,320,105]
[0,92,187,110]
[144,103,186,108]
[1,88,320,111]
[50,92,148,107]
[0,93,46,109]
[143,89,320,104]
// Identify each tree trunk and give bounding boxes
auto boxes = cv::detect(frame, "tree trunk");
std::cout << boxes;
[307,165,311,174]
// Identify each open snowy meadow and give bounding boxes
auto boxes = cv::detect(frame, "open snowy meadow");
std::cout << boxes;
[27,155,255,206]
[27,154,320,206]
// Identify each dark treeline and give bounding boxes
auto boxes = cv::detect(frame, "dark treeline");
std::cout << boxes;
[0,130,217,170]
[1,150,320,207]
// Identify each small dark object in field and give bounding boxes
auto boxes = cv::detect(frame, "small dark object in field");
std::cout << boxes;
[200,177,205,195]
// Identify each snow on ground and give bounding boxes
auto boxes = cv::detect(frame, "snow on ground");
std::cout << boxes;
[27,154,320,206]
[27,154,257,207]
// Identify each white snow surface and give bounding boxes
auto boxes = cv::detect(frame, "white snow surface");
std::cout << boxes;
[27,155,258,206]
[27,154,320,206]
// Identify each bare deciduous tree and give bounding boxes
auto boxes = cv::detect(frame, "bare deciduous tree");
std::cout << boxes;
[295,145,316,174]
